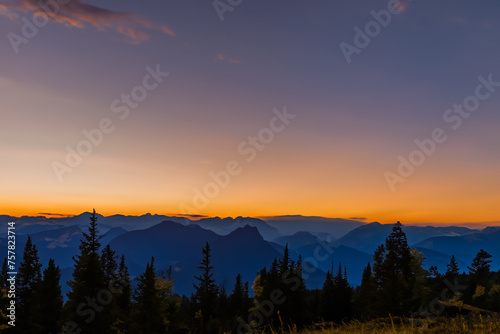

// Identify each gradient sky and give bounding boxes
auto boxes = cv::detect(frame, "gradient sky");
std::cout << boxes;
[1,0,499,224]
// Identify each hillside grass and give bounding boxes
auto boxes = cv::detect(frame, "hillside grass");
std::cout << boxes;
[253,314,500,334]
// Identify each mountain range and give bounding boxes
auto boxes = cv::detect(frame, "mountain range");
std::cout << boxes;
[1,213,497,298]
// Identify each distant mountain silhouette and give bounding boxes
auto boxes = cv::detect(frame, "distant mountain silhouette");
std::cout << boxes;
[414,227,500,269]
[275,231,320,249]
[111,222,301,295]
[190,216,282,240]
[262,215,365,239]
[110,220,219,270]
[101,227,128,246]
[335,222,478,254]
[2,213,499,298]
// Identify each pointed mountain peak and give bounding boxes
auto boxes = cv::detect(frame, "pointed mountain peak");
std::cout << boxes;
[226,225,263,240]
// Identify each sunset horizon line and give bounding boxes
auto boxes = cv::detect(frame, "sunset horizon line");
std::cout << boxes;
[2,211,499,228]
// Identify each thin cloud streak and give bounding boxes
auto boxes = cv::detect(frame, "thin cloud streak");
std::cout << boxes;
[214,53,242,64]
[0,0,175,43]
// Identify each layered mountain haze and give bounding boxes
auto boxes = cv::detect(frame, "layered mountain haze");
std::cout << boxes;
[1,213,499,298]
[334,222,479,254]
[261,215,365,238]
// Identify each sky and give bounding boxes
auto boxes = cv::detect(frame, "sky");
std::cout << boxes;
[0,0,499,225]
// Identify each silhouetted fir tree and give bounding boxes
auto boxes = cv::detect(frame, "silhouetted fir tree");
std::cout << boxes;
[229,274,251,321]
[229,274,252,330]
[216,283,229,330]
[253,247,307,328]
[468,249,492,283]
[101,245,124,332]
[34,258,63,334]
[279,244,291,274]
[243,281,251,312]
[320,269,336,321]
[354,263,377,319]
[114,254,131,331]
[332,263,352,322]
[16,235,42,333]
[445,255,460,281]
[277,245,294,323]
[132,257,166,334]
[252,263,279,327]
[101,244,118,285]
[66,209,110,334]
[283,255,307,326]
[409,249,428,311]
[193,242,218,331]
[372,221,415,316]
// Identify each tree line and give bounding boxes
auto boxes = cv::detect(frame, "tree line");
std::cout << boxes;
[1,213,500,333]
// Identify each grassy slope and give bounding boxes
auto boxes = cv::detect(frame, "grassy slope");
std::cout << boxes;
[254,308,500,334]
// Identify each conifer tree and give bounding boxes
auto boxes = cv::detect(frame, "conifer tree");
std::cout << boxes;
[101,244,121,332]
[445,255,460,280]
[111,255,132,333]
[17,236,42,333]
[193,242,218,328]
[132,257,166,334]
[468,249,492,283]
[66,209,110,334]
[333,263,352,322]
[34,258,63,334]
[253,246,307,328]
[115,254,131,329]
[320,269,336,321]
[372,222,415,316]
[101,244,118,286]
[229,274,250,319]
[355,263,377,319]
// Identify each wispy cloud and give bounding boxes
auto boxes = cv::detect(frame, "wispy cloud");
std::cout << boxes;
[214,53,242,64]
[38,212,73,217]
[0,0,175,43]
[0,3,18,19]
[177,213,208,219]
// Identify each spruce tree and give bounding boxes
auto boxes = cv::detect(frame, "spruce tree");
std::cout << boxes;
[101,244,118,286]
[372,222,415,316]
[468,249,492,283]
[445,255,460,280]
[114,254,131,332]
[333,263,352,322]
[34,258,63,334]
[66,209,110,334]
[101,244,120,332]
[230,273,250,319]
[17,236,42,333]
[355,263,377,319]
[253,247,307,328]
[116,255,132,320]
[193,242,218,329]
[132,257,172,334]
[320,269,336,321]
[282,253,307,326]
